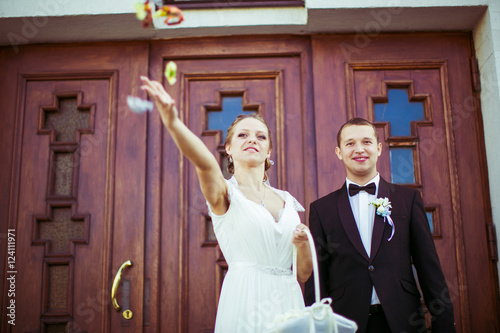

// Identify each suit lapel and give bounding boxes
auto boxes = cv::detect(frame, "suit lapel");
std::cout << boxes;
[338,183,369,261]
[370,178,390,262]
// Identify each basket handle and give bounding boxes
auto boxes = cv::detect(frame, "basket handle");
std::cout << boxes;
[293,228,321,304]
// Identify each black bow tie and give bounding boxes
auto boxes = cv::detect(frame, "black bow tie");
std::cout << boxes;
[348,183,376,196]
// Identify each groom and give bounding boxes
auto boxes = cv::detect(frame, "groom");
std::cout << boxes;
[305,118,456,333]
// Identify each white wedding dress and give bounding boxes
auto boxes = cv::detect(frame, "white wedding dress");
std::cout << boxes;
[207,176,306,333]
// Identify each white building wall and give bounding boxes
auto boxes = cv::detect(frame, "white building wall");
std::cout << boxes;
[473,1,500,276]
[1,0,499,278]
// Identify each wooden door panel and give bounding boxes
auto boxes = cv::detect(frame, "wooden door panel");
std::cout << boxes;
[312,34,499,332]
[2,34,496,333]
[8,75,112,332]
[348,63,460,325]
[148,37,314,332]
[187,77,278,331]
[183,57,304,333]
[0,44,149,333]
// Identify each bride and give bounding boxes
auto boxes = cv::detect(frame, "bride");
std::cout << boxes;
[141,76,312,332]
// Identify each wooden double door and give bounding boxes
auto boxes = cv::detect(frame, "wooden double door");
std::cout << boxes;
[0,35,498,332]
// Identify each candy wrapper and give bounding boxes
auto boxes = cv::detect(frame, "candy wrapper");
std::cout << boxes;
[134,1,153,28]
[154,5,184,26]
[135,1,183,28]
[127,96,154,113]
[165,61,177,85]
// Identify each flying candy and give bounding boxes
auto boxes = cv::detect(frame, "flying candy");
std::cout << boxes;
[165,61,177,86]
[127,96,154,113]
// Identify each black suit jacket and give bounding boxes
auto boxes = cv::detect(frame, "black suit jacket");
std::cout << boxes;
[305,178,455,333]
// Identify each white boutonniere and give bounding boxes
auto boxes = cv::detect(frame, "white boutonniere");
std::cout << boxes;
[370,197,395,241]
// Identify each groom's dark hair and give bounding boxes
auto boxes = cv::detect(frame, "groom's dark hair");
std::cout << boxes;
[336,118,379,148]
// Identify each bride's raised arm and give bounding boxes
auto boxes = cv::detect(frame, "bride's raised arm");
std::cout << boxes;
[140,76,229,215]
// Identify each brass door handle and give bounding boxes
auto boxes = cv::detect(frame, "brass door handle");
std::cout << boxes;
[111,260,132,311]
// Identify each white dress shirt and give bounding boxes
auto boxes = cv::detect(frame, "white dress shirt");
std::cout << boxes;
[346,173,381,305]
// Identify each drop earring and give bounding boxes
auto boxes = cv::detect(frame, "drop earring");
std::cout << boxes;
[228,155,233,163]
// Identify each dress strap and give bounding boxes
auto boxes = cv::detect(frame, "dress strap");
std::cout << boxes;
[289,194,305,212]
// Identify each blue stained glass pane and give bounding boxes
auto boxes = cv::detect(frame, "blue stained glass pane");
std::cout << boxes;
[390,148,415,184]
[207,96,254,140]
[426,212,434,234]
[374,89,425,136]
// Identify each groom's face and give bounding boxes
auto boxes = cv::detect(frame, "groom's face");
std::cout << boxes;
[335,124,382,183]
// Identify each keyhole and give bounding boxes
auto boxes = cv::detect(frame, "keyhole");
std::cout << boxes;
[123,309,133,320]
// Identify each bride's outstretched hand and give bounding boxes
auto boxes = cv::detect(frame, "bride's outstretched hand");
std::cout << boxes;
[140,77,227,213]
[140,76,177,126]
